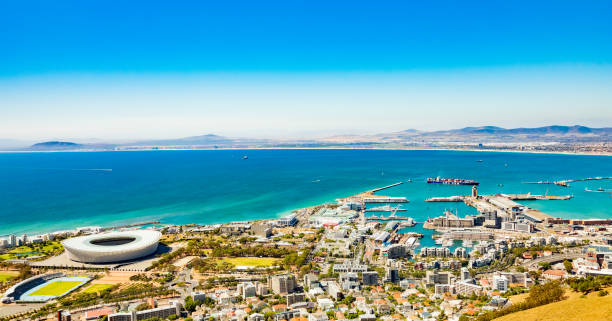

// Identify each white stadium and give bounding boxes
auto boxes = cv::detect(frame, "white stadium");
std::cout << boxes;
[62,230,162,263]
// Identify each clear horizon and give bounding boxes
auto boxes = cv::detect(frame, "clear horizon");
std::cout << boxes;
[1,1,611,140]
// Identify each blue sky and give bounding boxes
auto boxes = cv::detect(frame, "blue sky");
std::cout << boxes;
[1,1,611,140]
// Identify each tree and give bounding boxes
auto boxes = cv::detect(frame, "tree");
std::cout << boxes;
[563,260,573,273]
[135,302,151,311]
[184,296,198,312]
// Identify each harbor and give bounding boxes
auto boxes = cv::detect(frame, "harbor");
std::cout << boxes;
[364,205,407,212]
[362,197,409,203]
[365,215,415,222]
[523,176,612,187]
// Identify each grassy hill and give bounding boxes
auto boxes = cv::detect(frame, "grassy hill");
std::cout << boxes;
[495,288,612,321]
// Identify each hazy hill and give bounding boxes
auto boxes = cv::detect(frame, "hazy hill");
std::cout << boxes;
[19,125,612,151]
[29,141,84,150]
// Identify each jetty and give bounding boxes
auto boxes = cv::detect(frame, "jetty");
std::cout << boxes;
[365,205,407,212]
[338,182,406,204]
[363,197,409,203]
[524,176,612,187]
[504,193,572,200]
[554,176,612,187]
[425,196,464,202]
[370,182,403,193]
[366,216,414,221]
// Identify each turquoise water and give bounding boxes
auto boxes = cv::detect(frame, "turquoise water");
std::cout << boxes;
[0,149,610,236]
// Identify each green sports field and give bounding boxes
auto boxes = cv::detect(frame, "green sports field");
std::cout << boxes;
[30,281,83,296]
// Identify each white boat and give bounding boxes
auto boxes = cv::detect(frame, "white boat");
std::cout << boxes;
[463,240,473,247]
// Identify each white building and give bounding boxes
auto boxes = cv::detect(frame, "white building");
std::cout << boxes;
[493,275,509,292]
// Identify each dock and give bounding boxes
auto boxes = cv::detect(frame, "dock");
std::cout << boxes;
[363,197,409,203]
[524,176,612,187]
[554,176,612,187]
[370,182,404,193]
[425,196,464,202]
[366,216,414,221]
[365,205,407,212]
[504,194,572,200]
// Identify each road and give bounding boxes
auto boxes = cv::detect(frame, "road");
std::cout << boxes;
[521,249,584,270]
[169,268,197,299]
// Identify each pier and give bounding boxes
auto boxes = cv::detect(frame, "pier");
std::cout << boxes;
[365,205,407,212]
[504,193,572,200]
[366,216,414,221]
[363,197,409,203]
[425,196,464,202]
[370,182,403,193]
[554,176,612,187]
[339,182,406,204]
[523,176,612,187]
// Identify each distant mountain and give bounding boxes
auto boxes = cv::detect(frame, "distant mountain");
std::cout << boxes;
[30,141,84,150]
[429,125,612,136]
[131,134,235,146]
[21,125,612,151]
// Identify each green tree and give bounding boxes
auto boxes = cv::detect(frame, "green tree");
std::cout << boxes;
[563,260,573,273]
[184,295,198,312]
[135,302,151,311]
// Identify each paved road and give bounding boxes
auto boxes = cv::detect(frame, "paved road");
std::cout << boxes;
[169,268,197,299]
[522,251,583,270]
[0,303,44,318]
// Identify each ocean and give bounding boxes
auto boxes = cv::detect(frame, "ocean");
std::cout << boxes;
[0,149,610,236]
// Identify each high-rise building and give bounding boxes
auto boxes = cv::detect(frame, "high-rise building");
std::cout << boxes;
[385,268,399,284]
[493,275,509,292]
[268,274,296,294]
[362,271,378,286]
[238,282,257,298]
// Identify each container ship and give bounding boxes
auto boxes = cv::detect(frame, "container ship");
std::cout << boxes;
[427,177,479,185]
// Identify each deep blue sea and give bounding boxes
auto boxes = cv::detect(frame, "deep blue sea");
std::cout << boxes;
[0,149,610,236]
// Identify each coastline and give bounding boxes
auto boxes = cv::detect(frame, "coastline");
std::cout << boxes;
[0,146,610,157]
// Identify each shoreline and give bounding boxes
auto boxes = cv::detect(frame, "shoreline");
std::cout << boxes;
[0,146,610,157]
[2,178,609,239]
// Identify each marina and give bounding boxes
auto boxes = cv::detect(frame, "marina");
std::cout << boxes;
[363,197,409,203]
[365,215,415,221]
[364,205,407,212]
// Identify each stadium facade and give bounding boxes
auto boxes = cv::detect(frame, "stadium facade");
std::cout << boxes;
[62,230,161,263]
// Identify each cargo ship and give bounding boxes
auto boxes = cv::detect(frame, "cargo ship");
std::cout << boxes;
[427,177,479,185]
